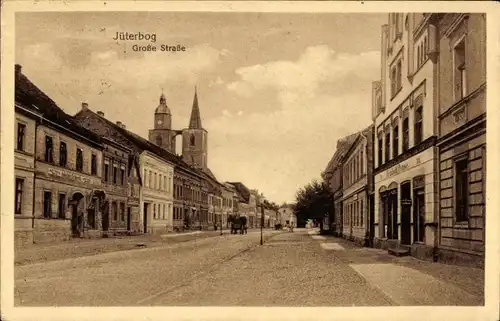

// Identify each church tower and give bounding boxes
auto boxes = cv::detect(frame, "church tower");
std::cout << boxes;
[148,92,177,153]
[182,87,208,169]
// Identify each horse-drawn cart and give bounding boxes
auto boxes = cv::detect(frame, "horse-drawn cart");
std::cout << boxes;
[229,215,248,234]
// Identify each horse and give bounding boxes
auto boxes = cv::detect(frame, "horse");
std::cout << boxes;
[229,215,248,234]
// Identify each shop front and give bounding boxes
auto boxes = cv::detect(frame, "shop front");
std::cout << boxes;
[34,162,105,243]
[373,146,438,260]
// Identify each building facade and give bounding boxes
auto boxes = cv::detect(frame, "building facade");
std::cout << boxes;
[14,96,41,246]
[435,13,486,267]
[373,13,439,260]
[74,106,178,234]
[100,137,131,235]
[341,125,375,246]
[16,67,107,244]
[140,151,175,234]
[222,187,233,228]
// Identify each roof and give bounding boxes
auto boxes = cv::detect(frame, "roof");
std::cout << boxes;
[15,65,102,147]
[189,87,202,129]
[227,182,251,203]
[323,132,359,175]
[74,107,207,180]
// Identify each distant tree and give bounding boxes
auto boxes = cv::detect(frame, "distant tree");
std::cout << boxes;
[293,180,334,231]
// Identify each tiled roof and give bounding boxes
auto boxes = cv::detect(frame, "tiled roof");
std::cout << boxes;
[227,182,251,203]
[15,65,102,146]
[75,107,208,180]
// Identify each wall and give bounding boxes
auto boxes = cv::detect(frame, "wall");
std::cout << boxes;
[14,112,37,246]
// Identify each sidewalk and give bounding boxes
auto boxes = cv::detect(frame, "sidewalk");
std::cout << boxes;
[309,231,485,305]
[15,229,227,266]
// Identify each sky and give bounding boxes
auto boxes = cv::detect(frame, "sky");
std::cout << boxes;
[16,12,387,204]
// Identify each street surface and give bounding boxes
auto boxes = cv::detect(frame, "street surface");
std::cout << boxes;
[15,229,484,306]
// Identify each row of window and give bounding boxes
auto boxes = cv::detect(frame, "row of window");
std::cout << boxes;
[222,197,233,208]
[377,103,423,167]
[41,190,67,219]
[174,183,207,203]
[343,147,365,187]
[343,199,364,227]
[36,133,99,175]
[152,202,172,221]
[143,169,172,192]
[104,158,126,185]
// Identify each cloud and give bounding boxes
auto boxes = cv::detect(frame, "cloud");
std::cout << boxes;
[19,42,224,93]
[227,45,380,108]
[208,46,380,202]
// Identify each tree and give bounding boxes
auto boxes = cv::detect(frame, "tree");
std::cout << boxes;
[293,180,334,231]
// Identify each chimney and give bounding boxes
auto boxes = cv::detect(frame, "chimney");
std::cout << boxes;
[97,111,104,117]
[116,121,122,127]
[15,64,22,79]
[82,102,88,111]
[121,124,126,129]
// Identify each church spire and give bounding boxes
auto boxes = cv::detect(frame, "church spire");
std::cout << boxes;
[189,86,202,129]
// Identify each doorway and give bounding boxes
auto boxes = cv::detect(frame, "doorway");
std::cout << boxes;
[143,203,149,234]
[400,182,412,245]
[102,201,109,232]
[386,190,398,240]
[70,193,84,237]
[369,194,375,247]
[127,207,131,231]
[413,189,425,243]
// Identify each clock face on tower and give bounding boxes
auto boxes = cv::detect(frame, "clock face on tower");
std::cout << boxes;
[157,120,163,125]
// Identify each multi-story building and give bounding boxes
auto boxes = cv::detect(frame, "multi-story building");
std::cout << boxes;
[16,65,107,243]
[139,151,175,234]
[14,76,42,246]
[222,186,233,228]
[322,133,358,237]
[74,106,175,234]
[372,13,439,259]
[341,125,375,246]
[435,13,486,267]
[228,182,256,227]
[278,204,295,227]
[100,137,131,234]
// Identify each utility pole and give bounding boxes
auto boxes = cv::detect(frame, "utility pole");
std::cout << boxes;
[260,205,264,245]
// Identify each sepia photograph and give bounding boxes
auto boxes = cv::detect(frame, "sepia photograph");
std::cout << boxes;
[1,2,499,320]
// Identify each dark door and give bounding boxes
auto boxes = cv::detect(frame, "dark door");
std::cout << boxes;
[102,201,109,231]
[143,203,148,234]
[71,204,79,237]
[400,183,411,245]
[369,194,375,247]
[127,207,131,231]
[413,190,425,243]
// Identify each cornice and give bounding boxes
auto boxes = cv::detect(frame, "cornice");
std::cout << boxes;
[443,13,469,38]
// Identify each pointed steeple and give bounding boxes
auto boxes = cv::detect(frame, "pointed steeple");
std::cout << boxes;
[189,86,202,129]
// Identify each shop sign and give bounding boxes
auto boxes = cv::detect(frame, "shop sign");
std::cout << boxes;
[387,163,409,178]
[401,198,412,206]
[48,167,99,186]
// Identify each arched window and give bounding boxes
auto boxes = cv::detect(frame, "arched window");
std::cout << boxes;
[190,134,195,146]
[156,136,162,147]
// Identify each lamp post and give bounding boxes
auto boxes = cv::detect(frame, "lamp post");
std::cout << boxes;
[220,212,223,236]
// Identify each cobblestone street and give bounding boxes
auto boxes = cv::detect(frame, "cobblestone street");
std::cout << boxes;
[14,229,484,306]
